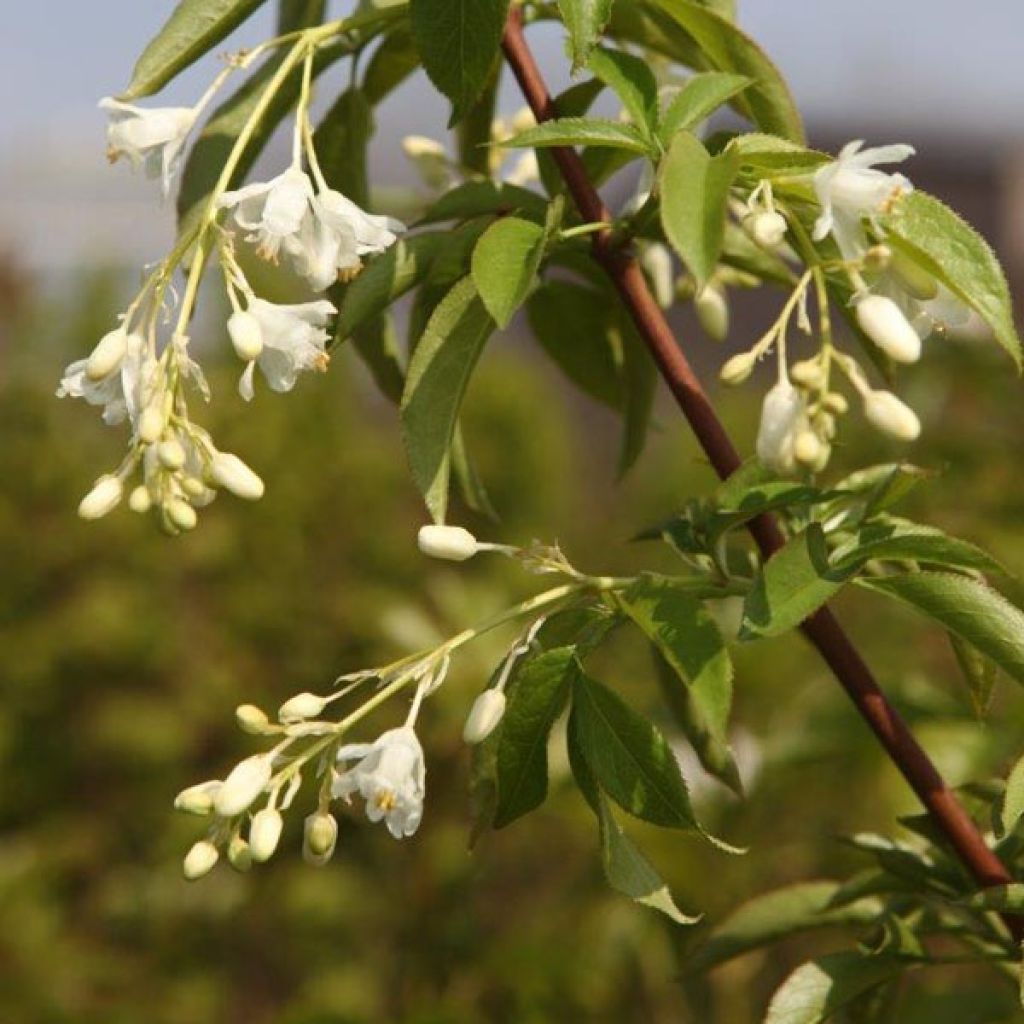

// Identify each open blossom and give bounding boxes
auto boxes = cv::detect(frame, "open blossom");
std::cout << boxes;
[100,98,198,198]
[237,297,336,400]
[57,327,148,426]
[812,140,914,258]
[333,726,426,839]
[219,166,314,262]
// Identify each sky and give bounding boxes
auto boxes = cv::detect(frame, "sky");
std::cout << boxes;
[0,1,1021,268]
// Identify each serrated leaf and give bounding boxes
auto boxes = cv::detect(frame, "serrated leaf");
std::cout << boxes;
[121,0,269,99]
[645,0,804,142]
[493,648,578,828]
[658,71,751,145]
[312,87,374,206]
[726,133,829,176]
[586,46,659,136]
[400,277,495,522]
[686,882,883,974]
[418,180,548,226]
[949,633,998,719]
[741,525,853,640]
[500,116,654,155]
[659,131,737,284]
[572,671,698,830]
[856,572,1024,686]
[410,0,510,126]
[557,0,615,71]
[880,190,1021,368]
[471,217,546,328]
[764,953,906,1024]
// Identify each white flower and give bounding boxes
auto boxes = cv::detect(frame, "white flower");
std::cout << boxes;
[238,297,336,400]
[417,524,479,561]
[56,328,145,427]
[333,726,426,839]
[214,754,273,817]
[219,167,315,262]
[812,140,914,258]
[504,150,540,187]
[855,294,922,364]
[100,98,198,197]
[756,378,804,475]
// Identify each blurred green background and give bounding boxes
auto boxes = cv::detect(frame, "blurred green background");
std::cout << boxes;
[3,261,1024,1023]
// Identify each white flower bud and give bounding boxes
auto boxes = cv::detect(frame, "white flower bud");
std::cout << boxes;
[183,839,219,880]
[719,352,755,386]
[789,359,823,387]
[640,243,674,310]
[863,390,921,441]
[128,485,152,513]
[85,327,128,381]
[174,780,222,816]
[695,285,728,342]
[793,429,824,467]
[138,405,165,444]
[462,689,507,744]
[210,452,264,501]
[214,755,273,817]
[248,807,283,863]
[863,244,892,272]
[856,295,922,364]
[157,438,186,470]
[417,524,479,562]
[235,704,270,734]
[227,310,264,362]
[278,691,327,724]
[756,379,803,475]
[227,834,253,872]
[746,210,787,249]
[165,497,197,532]
[823,392,849,416]
[303,811,338,864]
[78,475,123,520]
[402,135,446,159]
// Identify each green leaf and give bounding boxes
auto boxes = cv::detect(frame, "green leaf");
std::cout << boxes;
[595,792,699,923]
[418,180,548,226]
[586,47,660,137]
[500,117,654,155]
[961,884,1024,913]
[400,277,495,522]
[644,0,804,142]
[470,217,546,328]
[409,0,511,126]
[658,71,751,145]
[277,0,324,31]
[686,882,883,974]
[880,190,1022,368]
[557,0,615,71]
[1000,754,1024,837]
[451,424,498,521]
[456,63,500,178]
[312,87,374,207]
[949,633,998,719]
[726,133,828,176]
[618,317,657,476]
[121,0,269,99]
[493,648,578,828]
[571,671,698,830]
[362,24,420,105]
[350,313,405,403]
[659,131,737,284]
[856,572,1024,686]
[741,525,853,640]
[764,953,907,1024]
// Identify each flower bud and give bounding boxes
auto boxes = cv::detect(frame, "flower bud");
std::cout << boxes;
[863,390,921,441]
[183,839,219,880]
[128,485,152,514]
[227,834,253,872]
[210,452,265,501]
[793,429,824,467]
[174,780,222,816]
[816,411,837,440]
[78,474,123,520]
[640,243,674,310]
[822,392,849,416]
[303,811,338,864]
[745,210,787,249]
[402,135,446,160]
[856,295,922,364]
[248,807,283,863]
[278,691,327,724]
[756,379,802,475]
[227,310,264,362]
[695,285,728,342]
[157,438,186,470]
[462,689,507,744]
[417,524,479,562]
[86,327,128,381]
[235,704,270,734]
[863,244,892,272]
[138,405,165,444]
[165,497,197,532]
[719,352,755,386]
[790,359,823,387]
[891,251,938,301]
[214,755,272,817]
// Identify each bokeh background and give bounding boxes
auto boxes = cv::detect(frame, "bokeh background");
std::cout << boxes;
[2,2,1024,1021]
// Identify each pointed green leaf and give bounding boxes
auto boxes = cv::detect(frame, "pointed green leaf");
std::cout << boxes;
[312,87,374,207]
[470,217,546,328]
[949,633,998,719]
[586,46,660,136]
[362,23,420,105]
[557,0,616,71]
[350,313,405,403]
[1000,754,1024,837]
[658,71,751,144]
[500,117,654,155]
[277,0,325,31]
[961,884,1024,913]
[400,277,495,522]
[418,180,548,226]
[618,317,657,475]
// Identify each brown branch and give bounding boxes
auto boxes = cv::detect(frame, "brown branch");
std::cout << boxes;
[501,7,1020,931]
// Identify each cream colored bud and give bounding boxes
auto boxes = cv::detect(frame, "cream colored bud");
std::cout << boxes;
[128,485,152,513]
[278,691,327,724]
[401,134,447,159]
[86,327,128,381]
[166,497,197,532]
[248,808,283,863]
[790,359,822,387]
[793,429,824,467]
[214,755,273,817]
[210,452,265,501]
[463,689,507,744]
[695,285,729,342]
[227,310,264,362]
[227,834,253,872]
[78,475,123,520]
[183,839,219,880]
[640,243,674,310]
[417,524,479,561]
[856,295,922,364]
[303,811,339,864]
[746,210,787,249]
[863,390,921,441]
[157,438,186,470]
[756,379,802,475]
[174,780,222,816]
[510,105,535,133]
[816,411,837,440]
[822,392,849,416]
[719,352,755,386]
[235,704,270,734]
[180,476,207,500]
[138,405,165,444]
[891,251,938,301]
[863,244,892,272]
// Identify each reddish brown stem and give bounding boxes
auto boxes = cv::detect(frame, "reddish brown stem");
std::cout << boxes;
[500,8,1020,932]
